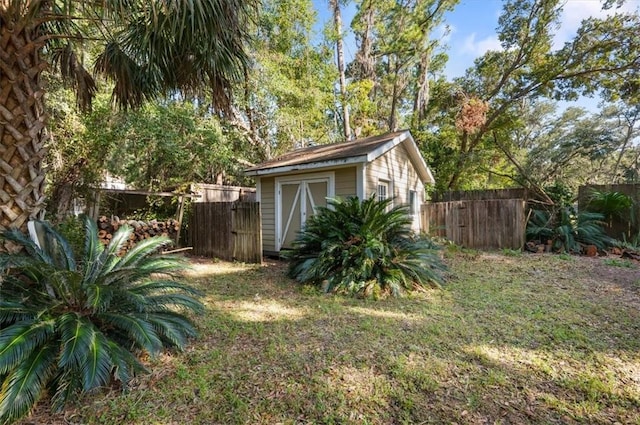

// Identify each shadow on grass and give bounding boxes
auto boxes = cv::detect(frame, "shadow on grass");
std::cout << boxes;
[32,255,640,425]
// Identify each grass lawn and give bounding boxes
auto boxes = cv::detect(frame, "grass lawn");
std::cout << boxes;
[21,251,640,424]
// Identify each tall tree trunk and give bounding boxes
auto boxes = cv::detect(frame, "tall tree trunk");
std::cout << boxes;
[49,158,88,223]
[447,131,469,189]
[0,18,47,231]
[388,59,404,132]
[412,53,431,125]
[330,0,351,141]
[354,0,375,83]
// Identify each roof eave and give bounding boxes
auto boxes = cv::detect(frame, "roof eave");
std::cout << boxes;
[245,155,369,177]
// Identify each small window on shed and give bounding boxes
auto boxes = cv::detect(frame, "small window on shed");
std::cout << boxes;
[377,182,388,203]
[409,190,418,215]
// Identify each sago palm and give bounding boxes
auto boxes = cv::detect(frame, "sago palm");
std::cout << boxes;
[526,207,613,253]
[0,216,203,424]
[287,196,445,298]
[0,0,253,230]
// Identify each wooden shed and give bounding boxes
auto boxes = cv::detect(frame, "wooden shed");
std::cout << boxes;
[245,130,434,256]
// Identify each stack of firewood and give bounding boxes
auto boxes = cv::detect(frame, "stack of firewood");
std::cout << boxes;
[96,216,181,250]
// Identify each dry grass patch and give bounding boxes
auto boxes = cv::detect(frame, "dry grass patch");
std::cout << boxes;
[18,252,640,425]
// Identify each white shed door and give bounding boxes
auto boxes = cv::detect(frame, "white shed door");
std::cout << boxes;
[277,174,333,250]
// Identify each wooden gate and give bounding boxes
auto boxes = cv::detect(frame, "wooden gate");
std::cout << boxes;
[423,199,526,250]
[190,202,262,263]
[232,202,262,263]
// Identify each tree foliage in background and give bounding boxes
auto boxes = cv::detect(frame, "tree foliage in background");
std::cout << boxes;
[45,82,258,222]
[348,0,458,136]
[418,0,640,195]
[230,0,340,157]
[286,196,446,298]
[90,100,257,190]
[0,0,254,229]
[0,216,202,424]
[24,0,640,229]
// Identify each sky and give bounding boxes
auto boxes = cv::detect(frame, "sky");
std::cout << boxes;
[313,0,640,109]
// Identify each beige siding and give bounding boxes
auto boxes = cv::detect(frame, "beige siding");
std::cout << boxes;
[259,177,276,252]
[335,167,357,199]
[260,168,355,253]
[365,143,425,231]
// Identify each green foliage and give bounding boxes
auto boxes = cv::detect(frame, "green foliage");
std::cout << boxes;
[501,248,522,257]
[586,190,633,222]
[526,208,613,253]
[603,258,635,268]
[90,100,255,189]
[418,0,640,191]
[243,0,339,152]
[544,181,575,208]
[0,216,203,424]
[54,216,86,259]
[286,196,446,298]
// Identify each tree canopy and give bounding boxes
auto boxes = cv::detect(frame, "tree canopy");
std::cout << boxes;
[4,0,640,226]
[0,0,254,228]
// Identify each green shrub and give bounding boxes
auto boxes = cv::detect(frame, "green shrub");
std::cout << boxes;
[286,196,446,298]
[54,215,85,258]
[0,216,203,424]
[526,208,613,253]
[585,190,633,223]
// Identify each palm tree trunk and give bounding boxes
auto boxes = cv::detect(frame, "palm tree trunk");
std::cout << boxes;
[0,18,47,230]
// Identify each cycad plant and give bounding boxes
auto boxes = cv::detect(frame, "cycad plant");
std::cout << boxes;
[0,216,202,424]
[286,196,446,298]
[586,190,633,223]
[526,207,613,253]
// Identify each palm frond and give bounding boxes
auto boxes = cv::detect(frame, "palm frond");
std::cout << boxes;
[0,343,58,424]
[287,195,446,297]
[0,321,54,375]
[58,313,97,369]
[49,367,83,413]
[118,236,178,268]
[83,215,104,270]
[81,331,114,391]
[105,339,146,385]
[97,313,163,354]
[0,302,34,325]
[147,311,197,348]
[0,217,200,419]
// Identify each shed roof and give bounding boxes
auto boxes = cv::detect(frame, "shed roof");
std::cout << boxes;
[245,130,434,183]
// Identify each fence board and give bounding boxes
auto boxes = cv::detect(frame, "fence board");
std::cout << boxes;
[423,199,526,250]
[190,202,262,263]
[192,184,256,202]
[232,202,262,263]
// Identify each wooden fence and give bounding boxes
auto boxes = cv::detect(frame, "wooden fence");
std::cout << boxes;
[578,183,640,241]
[423,198,526,250]
[189,202,262,263]
[191,183,256,202]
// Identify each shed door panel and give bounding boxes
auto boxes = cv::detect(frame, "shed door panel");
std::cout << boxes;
[281,182,302,249]
[306,181,328,216]
[279,179,329,250]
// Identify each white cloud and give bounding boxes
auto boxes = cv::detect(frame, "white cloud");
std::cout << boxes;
[462,33,502,56]
[553,0,639,48]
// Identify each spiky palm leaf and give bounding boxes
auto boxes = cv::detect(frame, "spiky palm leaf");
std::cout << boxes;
[526,207,613,253]
[286,196,446,298]
[0,216,202,424]
[586,190,633,222]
